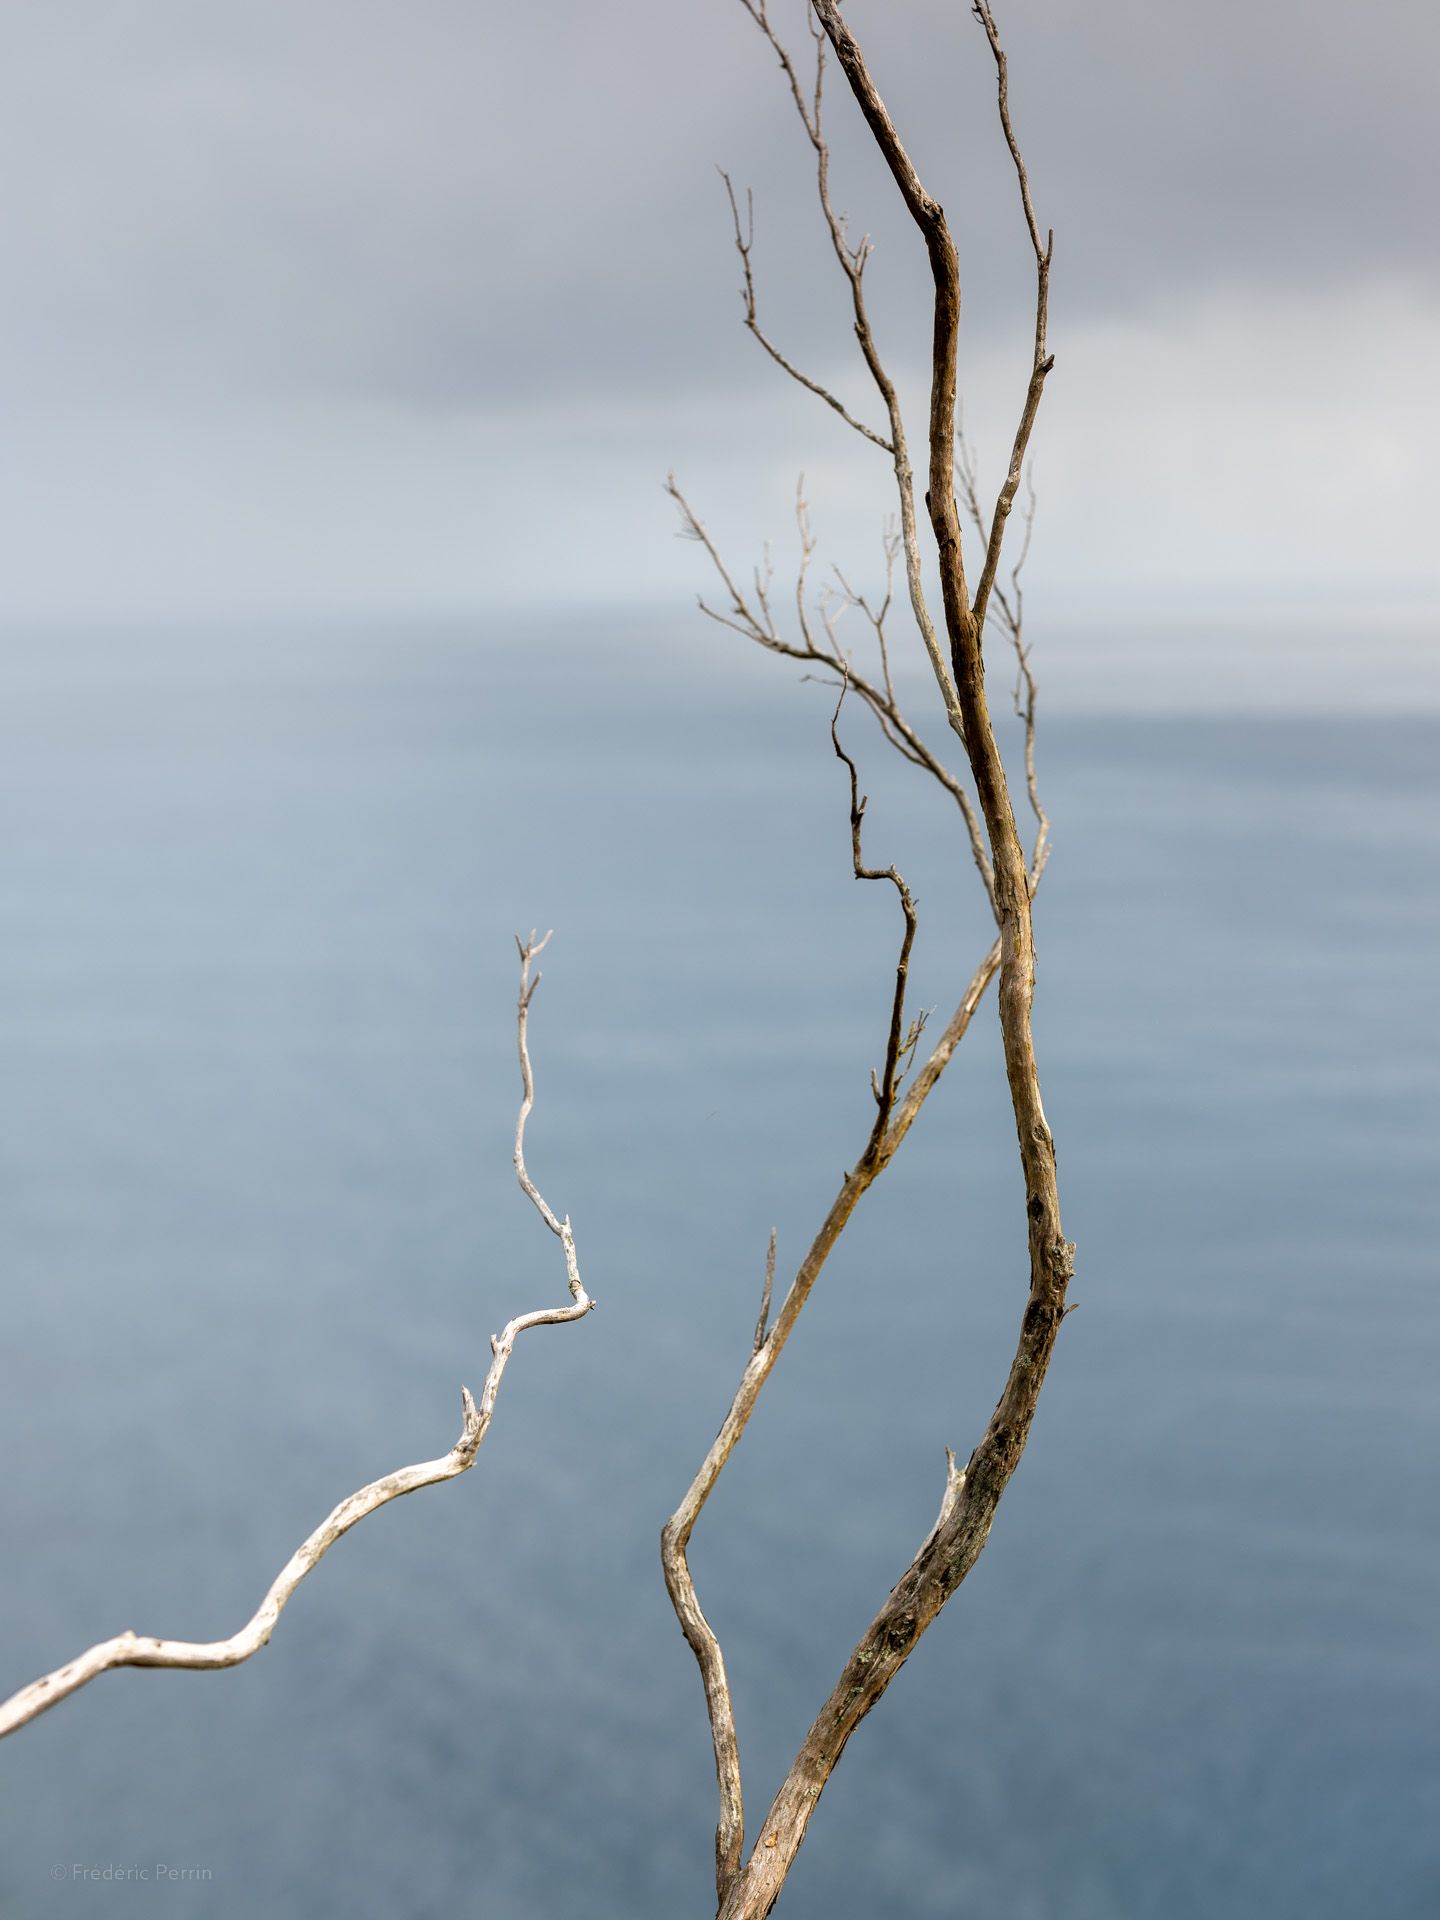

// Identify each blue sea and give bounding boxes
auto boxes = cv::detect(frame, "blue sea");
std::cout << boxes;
[0,616,1436,1918]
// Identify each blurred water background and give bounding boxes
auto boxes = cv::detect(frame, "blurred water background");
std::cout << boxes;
[0,614,1436,1918]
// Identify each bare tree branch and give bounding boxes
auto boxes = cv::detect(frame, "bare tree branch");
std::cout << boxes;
[667,473,997,911]
[699,7,1075,1912]
[0,937,595,1744]
[661,918,998,1907]
[958,438,1049,886]
[662,655,998,1904]
[732,0,965,740]
[719,169,893,451]
[968,0,1056,637]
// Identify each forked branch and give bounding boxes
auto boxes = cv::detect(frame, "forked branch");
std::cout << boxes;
[0,936,594,1743]
[731,0,964,738]
[666,473,996,910]
[663,681,996,1904]
[828,677,924,1145]
[671,7,1076,1917]
[720,169,892,451]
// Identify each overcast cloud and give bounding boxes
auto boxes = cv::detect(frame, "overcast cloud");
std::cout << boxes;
[1,0,1436,688]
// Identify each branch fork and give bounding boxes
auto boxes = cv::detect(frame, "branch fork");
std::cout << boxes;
[666,6,1075,1915]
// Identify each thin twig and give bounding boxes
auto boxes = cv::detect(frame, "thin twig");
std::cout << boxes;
[958,437,1049,885]
[668,474,996,912]
[753,1229,777,1355]
[661,933,999,1907]
[719,169,892,451]
[829,672,918,1147]
[733,0,964,739]
[968,0,1056,636]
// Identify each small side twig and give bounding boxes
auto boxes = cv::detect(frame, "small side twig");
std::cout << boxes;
[720,169,892,452]
[753,1229,777,1355]
[733,0,965,740]
[829,674,918,1148]
[957,437,1049,886]
[668,475,997,913]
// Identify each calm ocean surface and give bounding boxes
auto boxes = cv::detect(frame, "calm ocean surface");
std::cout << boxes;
[0,617,1436,1918]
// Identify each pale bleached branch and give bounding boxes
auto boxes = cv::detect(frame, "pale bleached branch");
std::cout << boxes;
[0,938,594,1744]
[929,1447,968,1544]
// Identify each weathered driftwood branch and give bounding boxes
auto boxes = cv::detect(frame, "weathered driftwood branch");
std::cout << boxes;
[0,933,594,1743]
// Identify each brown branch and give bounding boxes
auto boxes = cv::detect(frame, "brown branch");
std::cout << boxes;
[709,8,1073,1914]
[733,0,964,740]
[662,667,994,1909]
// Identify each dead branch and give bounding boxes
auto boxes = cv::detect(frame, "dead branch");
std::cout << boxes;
[660,932,998,1905]
[753,1229,778,1355]
[719,168,892,451]
[0,937,594,1743]
[670,6,1078,1913]
[828,675,919,1144]
[731,0,964,741]
[667,473,997,910]
[968,0,1055,637]
[958,436,1049,885]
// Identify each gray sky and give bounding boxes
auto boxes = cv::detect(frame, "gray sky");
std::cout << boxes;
[2,0,1436,687]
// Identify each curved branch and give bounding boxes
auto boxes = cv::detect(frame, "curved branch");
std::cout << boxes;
[0,937,595,1743]
[661,935,998,1907]
[711,9,1074,1914]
